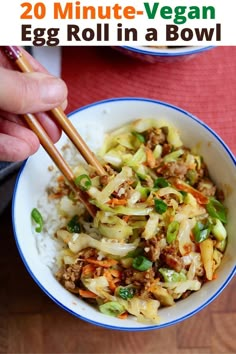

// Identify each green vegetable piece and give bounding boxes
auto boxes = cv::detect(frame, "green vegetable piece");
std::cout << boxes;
[154,177,170,189]
[125,247,143,258]
[132,131,145,143]
[179,191,188,198]
[211,218,227,241]
[206,197,227,224]
[99,301,125,317]
[135,181,150,199]
[67,215,80,233]
[154,198,168,214]
[118,286,135,300]
[136,172,148,181]
[163,149,184,162]
[159,268,186,283]
[192,221,210,243]
[74,174,92,191]
[166,221,180,244]
[132,256,152,271]
[31,208,43,233]
[68,190,76,201]
[186,170,198,186]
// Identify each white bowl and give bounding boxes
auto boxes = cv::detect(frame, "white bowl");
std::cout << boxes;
[114,46,214,63]
[12,98,236,331]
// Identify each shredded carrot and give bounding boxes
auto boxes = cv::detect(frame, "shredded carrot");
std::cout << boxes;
[78,289,97,299]
[122,215,130,223]
[113,278,120,285]
[190,231,195,242]
[103,269,120,291]
[109,269,121,278]
[148,279,160,292]
[85,258,118,268]
[109,281,117,292]
[169,215,174,223]
[118,312,128,320]
[82,264,96,277]
[107,198,127,206]
[212,273,218,280]
[145,147,156,168]
[172,179,208,205]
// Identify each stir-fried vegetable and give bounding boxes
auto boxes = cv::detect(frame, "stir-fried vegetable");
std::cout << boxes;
[192,221,210,243]
[74,174,92,191]
[159,268,187,283]
[206,197,227,223]
[154,177,170,189]
[31,208,43,233]
[52,118,228,324]
[154,199,168,214]
[211,218,227,241]
[132,131,145,143]
[67,215,80,233]
[117,286,136,300]
[166,221,180,244]
[132,256,152,271]
[99,302,126,317]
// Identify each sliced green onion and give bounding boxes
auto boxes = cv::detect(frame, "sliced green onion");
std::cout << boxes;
[31,208,43,233]
[132,256,152,271]
[154,177,170,189]
[206,198,227,224]
[192,221,210,243]
[99,301,125,317]
[67,215,80,233]
[118,286,135,300]
[132,131,145,143]
[154,198,168,214]
[74,174,92,191]
[166,221,180,244]
[211,218,227,241]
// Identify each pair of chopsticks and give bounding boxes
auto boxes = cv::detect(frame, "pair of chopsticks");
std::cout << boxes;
[2,46,106,217]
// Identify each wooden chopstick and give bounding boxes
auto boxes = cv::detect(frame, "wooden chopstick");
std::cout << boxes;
[1,46,107,217]
[2,46,106,176]
[23,112,97,217]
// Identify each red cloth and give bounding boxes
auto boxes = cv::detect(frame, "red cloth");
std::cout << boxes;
[62,46,236,156]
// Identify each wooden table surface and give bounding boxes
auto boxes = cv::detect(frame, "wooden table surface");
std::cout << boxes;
[0,202,235,354]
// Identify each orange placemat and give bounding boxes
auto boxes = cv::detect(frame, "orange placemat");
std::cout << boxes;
[62,46,236,156]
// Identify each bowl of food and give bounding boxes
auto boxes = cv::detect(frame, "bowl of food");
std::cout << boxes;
[12,98,235,331]
[114,46,214,63]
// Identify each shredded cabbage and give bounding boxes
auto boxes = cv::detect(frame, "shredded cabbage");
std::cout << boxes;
[118,297,160,324]
[52,118,227,324]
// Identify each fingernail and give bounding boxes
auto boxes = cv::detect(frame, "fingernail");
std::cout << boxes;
[40,77,67,104]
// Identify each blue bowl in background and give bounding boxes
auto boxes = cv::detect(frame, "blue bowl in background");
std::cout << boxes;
[114,46,214,63]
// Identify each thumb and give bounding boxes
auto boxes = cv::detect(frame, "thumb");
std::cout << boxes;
[0,67,68,114]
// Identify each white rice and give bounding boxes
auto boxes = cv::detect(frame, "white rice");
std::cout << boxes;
[34,123,105,270]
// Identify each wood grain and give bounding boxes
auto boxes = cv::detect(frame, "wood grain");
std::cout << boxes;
[0,204,235,354]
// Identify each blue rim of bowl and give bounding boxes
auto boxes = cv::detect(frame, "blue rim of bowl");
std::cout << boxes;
[12,97,236,331]
[121,46,214,57]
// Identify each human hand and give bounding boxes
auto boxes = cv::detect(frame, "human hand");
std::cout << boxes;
[0,47,68,162]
